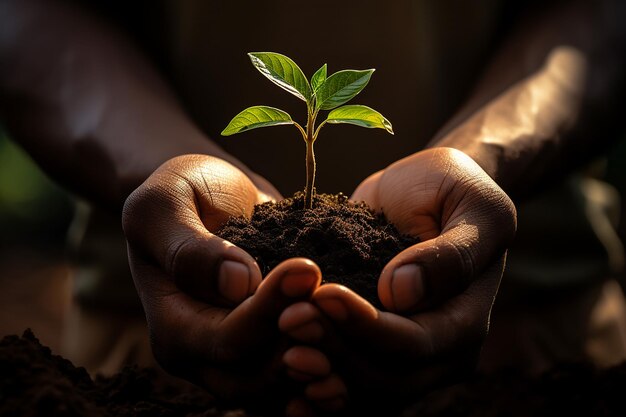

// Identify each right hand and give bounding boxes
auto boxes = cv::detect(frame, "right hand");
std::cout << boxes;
[279,148,517,416]
[122,155,329,412]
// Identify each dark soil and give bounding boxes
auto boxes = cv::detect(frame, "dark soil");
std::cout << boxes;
[3,330,626,417]
[218,192,419,307]
[0,330,246,417]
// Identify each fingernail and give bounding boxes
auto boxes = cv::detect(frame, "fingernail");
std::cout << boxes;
[218,260,251,304]
[316,298,348,321]
[391,264,424,312]
[282,271,319,297]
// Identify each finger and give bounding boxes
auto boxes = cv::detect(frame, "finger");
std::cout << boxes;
[380,257,506,397]
[376,148,516,312]
[284,345,332,382]
[313,257,502,362]
[217,258,322,348]
[128,249,229,374]
[406,254,506,358]
[130,253,296,408]
[286,398,316,417]
[377,222,484,313]
[279,302,325,343]
[304,373,348,412]
[304,279,496,406]
[123,155,263,306]
[312,284,424,359]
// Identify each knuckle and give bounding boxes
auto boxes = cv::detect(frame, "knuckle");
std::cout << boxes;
[438,236,479,287]
[490,191,518,244]
[121,188,143,239]
[470,183,518,246]
[165,236,223,293]
[165,236,194,278]
[166,236,209,281]
[122,184,167,243]
[455,241,478,280]
[477,178,517,234]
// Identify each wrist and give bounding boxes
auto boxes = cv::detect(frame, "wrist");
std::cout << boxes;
[428,48,586,198]
[426,122,501,187]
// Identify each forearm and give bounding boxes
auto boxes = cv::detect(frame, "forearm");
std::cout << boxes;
[0,0,248,212]
[429,0,626,199]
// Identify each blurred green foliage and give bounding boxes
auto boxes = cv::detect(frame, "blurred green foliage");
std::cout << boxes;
[0,129,74,248]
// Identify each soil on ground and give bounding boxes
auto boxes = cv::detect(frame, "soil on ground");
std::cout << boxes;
[3,330,626,417]
[0,330,246,417]
[218,192,419,307]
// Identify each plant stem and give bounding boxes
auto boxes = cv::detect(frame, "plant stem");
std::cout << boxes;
[304,106,318,209]
[313,119,327,141]
[293,121,307,141]
[304,139,316,208]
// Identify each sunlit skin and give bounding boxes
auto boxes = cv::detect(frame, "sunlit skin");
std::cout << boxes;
[436,47,588,193]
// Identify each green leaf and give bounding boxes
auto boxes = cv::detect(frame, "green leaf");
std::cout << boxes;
[326,105,394,134]
[311,64,327,91]
[221,106,294,136]
[248,52,311,102]
[315,69,374,110]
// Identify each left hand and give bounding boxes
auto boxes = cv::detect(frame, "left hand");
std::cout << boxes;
[123,155,326,414]
[279,147,517,415]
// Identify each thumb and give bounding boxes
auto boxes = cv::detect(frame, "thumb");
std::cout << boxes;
[123,155,263,307]
[376,148,516,313]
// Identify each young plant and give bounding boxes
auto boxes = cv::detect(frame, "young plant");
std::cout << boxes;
[222,52,393,209]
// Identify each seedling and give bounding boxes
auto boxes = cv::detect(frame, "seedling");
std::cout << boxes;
[222,52,393,209]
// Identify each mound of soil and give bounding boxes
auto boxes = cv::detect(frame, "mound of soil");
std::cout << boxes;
[0,330,246,417]
[3,330,626,417]
[218,192,419,307]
